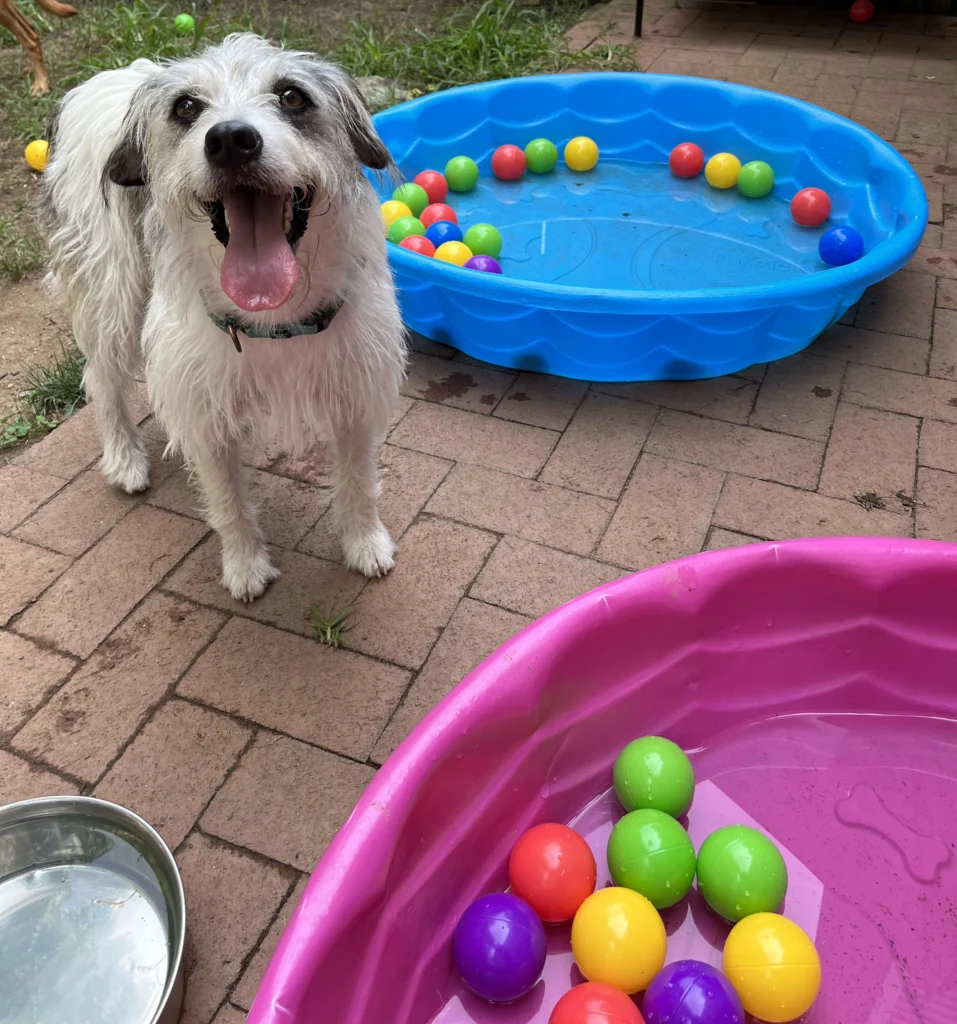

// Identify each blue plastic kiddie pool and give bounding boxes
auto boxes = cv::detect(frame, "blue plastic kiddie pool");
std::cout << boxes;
[371,73,927,382]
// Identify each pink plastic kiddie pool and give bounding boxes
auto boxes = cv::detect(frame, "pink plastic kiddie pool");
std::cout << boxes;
[249,538,957,1024]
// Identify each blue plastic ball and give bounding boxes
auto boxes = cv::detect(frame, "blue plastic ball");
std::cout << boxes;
[425,220,463,247]
[819,226,864,267]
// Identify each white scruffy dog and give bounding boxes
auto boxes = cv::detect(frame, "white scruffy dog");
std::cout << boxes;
[39,34,406,601]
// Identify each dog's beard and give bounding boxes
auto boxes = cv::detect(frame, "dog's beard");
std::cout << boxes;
[205,186,313,313]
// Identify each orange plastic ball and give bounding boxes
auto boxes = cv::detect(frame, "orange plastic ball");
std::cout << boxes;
[399,235,436,257]
[790,187,832,227]
[509,824,597,923]
[669,142,704,178]
[550,982,644,1024]
[414,169,448,204]
[849,0,874,22]
[492,144,527,181]
[421,203,458,228]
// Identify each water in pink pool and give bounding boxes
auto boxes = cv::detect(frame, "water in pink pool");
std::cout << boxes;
[434,711,957,1024]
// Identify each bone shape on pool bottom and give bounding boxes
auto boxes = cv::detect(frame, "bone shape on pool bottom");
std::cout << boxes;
[834,784,951,884]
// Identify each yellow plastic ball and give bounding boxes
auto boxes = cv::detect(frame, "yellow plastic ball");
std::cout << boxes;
[705,152,741,189]
[24,139,49,173]
[380,200,413,233]
[570,887,666,994]
[723,913,821,1023]
[434,241,473,266]
[564,136,599,173]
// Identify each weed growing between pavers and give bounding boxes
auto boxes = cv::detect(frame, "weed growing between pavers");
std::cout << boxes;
[310,605,354,649]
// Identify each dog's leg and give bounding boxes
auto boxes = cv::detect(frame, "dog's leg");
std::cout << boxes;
[0,0,53,97]
[329,419,395,578]
[81,350,151,495]
[191,438,279,602]
[33,0,79,18]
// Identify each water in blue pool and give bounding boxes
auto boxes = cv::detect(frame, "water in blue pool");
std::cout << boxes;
[441,161,826,292]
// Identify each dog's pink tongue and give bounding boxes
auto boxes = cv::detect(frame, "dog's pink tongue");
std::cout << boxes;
[220,191,298,312]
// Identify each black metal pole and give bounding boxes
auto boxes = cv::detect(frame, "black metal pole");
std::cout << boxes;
[634,0,645,36]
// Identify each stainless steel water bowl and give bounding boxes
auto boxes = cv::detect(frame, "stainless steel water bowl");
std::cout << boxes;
[0,795,185,1024]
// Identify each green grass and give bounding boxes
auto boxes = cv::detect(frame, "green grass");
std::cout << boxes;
[310,604,354,649]
[0,343,86,450]
[1,0,636,143]
[332,0,637,95]
[0,215,45,280]
[0,0,277,143]
[22,343,86,418]
[67,0,272,79]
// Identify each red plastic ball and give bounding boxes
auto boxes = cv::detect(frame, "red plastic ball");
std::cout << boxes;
[549,982,644,1024]
[492,144,527,181]
[791,187,832,227]
[849,0,874,22]
[508,823,596,923]
[398,235,436,256]
[669,142,705,179]
[420,203,458,228]
[413,169,448,205]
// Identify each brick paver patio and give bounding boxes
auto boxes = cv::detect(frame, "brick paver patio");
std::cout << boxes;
[2,4,957,1020]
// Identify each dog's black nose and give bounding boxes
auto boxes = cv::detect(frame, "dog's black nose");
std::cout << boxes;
[204,121,263,168]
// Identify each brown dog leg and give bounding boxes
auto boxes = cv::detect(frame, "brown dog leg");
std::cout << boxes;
[0,0,53,96]
[33,0,78,19]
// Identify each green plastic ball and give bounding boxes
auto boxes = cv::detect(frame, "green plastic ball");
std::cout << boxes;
[613,736,694,817]
[174,12,195,34]
[607,809,696,909]
[462,223,502,259]
[737,160,775,198]
[444,156,480,193]
[524,138,558,174]
[392,183,429,218]
[387,215,425,244]
[696,825,788,923]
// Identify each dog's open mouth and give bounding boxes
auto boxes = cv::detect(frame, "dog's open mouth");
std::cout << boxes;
[207,187,312,313]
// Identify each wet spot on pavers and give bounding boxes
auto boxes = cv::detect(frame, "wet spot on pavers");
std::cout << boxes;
[99,635,138,664]
[421,373,476,403]
[56,703,86,732]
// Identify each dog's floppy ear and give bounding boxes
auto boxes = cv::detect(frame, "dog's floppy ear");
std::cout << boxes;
[315,63,393,171]
[105,133,147,187]
[102,77,156,195]
[341,82,391,171]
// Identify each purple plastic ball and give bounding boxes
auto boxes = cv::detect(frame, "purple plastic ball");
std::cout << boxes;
[465,255,503,274]
[642,960,744,1024]
[453,893,546,1003]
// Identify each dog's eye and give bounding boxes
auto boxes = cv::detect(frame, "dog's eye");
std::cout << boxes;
[279,88,306,109]
[174,97,201,122]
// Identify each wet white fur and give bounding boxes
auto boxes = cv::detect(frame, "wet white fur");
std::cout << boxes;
[40,35,406,601]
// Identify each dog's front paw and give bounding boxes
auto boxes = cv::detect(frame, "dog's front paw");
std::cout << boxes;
[222,549,281,602]
[101,450,151,494]
[343,526,396,578]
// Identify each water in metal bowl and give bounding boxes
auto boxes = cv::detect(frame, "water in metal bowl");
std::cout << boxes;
[0,796,185,1024]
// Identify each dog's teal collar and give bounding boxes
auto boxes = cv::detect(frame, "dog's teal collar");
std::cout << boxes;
[208,297,344,352]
